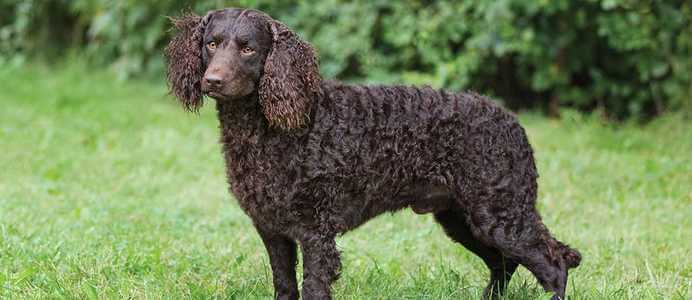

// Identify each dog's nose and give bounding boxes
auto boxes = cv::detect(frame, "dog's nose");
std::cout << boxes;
[204,74,223,86]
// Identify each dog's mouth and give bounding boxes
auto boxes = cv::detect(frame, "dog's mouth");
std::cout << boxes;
[204,86,255,101]
[205,91,228,99]
[204,90,229,100]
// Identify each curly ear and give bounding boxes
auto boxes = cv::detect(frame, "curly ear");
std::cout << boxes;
[259,21,321,130]
[164,13,210,112]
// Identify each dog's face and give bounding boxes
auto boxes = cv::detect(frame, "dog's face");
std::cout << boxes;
[201,9,273,100]
[165,8,321,130]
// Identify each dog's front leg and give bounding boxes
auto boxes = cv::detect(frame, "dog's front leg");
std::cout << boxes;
[299,233,341,300]
[257,227,299,300]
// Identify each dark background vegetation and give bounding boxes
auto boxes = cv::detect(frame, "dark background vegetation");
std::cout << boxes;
[1,0,690,119]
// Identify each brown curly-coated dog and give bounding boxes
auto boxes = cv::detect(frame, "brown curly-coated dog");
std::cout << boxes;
[164,8,581,300]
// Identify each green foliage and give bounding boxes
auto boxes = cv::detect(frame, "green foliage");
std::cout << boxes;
[1,0,690,119]
[1,65,690,299]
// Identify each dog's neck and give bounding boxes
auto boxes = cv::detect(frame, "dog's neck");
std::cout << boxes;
[215,93,270,143]
[214,91,317,145]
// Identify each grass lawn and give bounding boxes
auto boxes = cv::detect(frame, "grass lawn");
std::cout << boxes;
[0,64,690,299]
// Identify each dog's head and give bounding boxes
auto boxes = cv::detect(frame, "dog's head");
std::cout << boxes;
[164,8,320,130]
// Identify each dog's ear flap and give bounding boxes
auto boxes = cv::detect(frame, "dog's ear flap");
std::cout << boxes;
[259,20,321,130]
[164,13,210,112]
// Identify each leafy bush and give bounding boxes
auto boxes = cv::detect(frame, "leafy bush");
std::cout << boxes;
[1,0,690,119]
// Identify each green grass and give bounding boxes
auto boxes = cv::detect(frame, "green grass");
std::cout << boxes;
[0,64,690,299]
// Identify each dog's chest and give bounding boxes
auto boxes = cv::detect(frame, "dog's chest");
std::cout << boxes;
[219,135,304,221]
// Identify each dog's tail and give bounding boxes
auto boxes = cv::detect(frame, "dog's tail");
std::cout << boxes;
[552,238,582,269]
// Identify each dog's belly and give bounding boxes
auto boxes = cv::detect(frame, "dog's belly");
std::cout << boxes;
[398,181,455,214]
[294,171,459,232]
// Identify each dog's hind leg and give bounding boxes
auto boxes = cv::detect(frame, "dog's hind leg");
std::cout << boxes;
[435,209,518,299]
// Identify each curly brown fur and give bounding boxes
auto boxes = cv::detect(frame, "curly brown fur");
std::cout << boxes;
[259,21,320,130]
[164,13,209,111]
[164,8,581,300]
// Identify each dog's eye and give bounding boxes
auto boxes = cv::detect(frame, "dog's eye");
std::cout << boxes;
[207,41,217,51]
[240,47,255,55]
